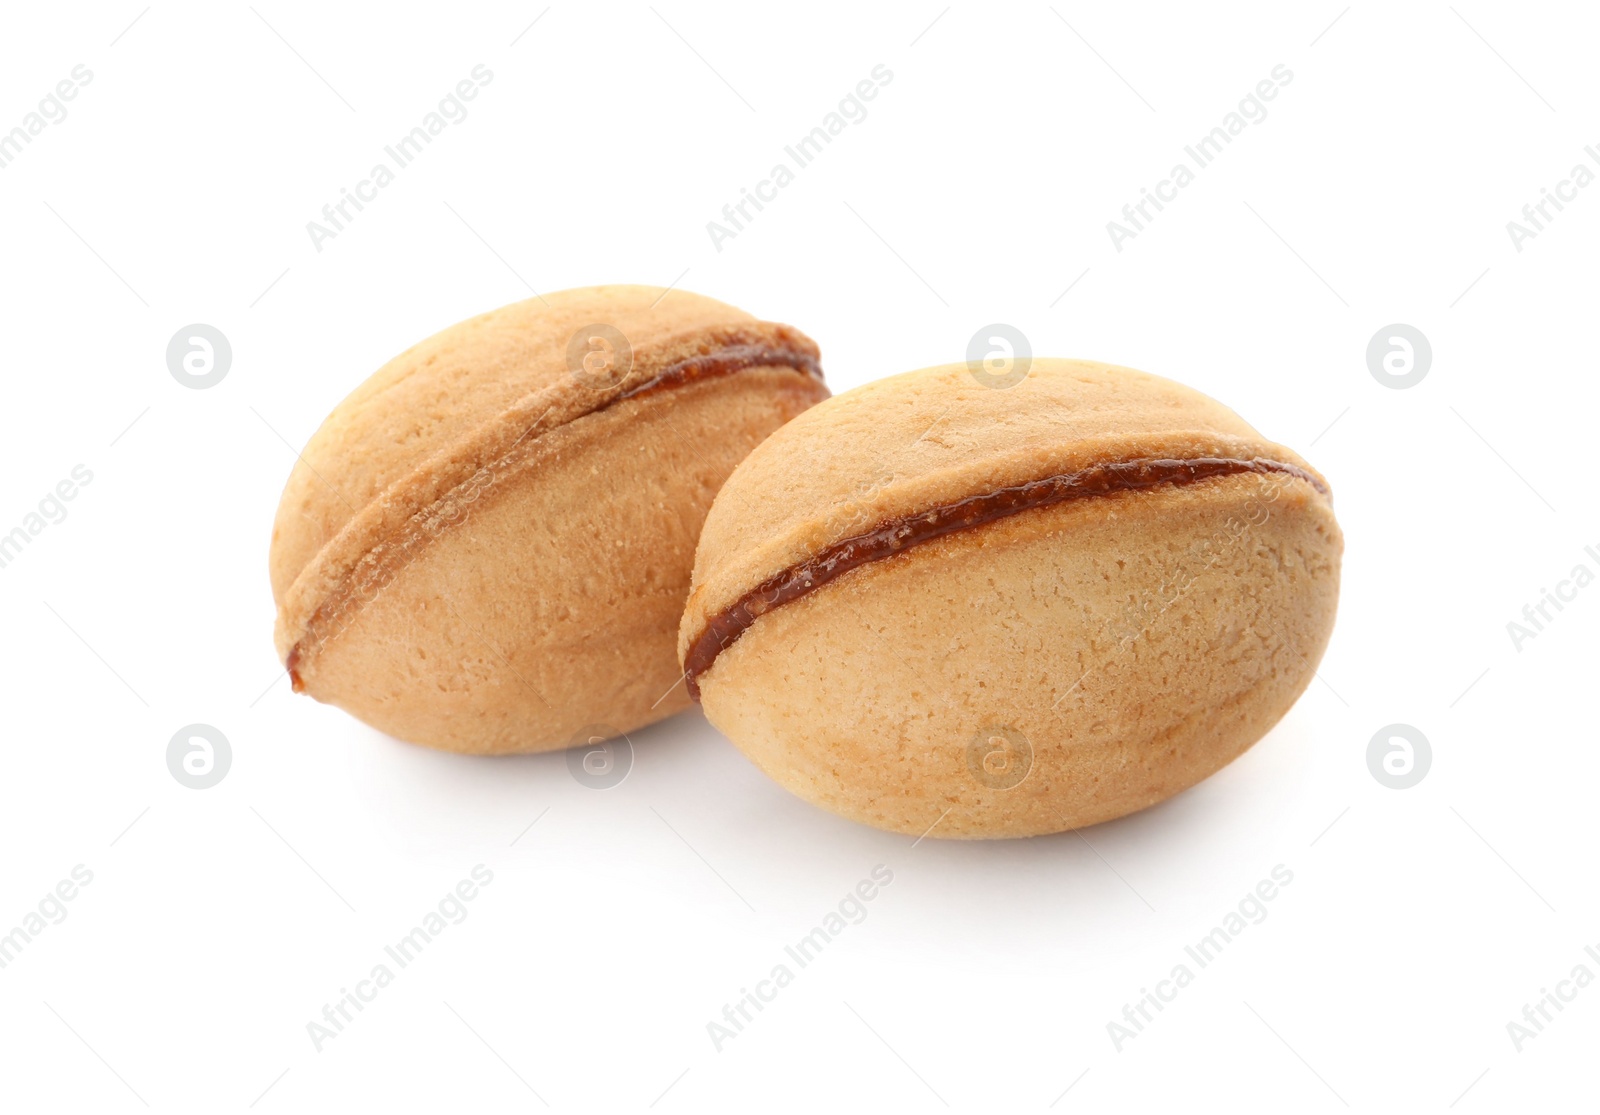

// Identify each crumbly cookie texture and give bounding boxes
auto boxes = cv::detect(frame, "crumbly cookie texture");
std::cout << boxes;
[269,285,827,754]
[680,360,1342,838]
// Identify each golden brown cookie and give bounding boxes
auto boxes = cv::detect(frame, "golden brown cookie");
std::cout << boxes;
[679,359,1341,838]
[271,285,827,754]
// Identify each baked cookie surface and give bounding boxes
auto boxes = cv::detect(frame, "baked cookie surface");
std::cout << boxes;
[271,285,827,754]
[679,360,1341,837]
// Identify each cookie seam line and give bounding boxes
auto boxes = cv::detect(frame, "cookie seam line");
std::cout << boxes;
[283,334,825,687]
[682,456,1327,700]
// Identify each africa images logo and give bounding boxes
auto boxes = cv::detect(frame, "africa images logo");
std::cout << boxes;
[1505,543,1600,651]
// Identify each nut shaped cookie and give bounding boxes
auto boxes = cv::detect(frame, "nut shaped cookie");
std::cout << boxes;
[271,286,827,754]
[679,360,1342,838]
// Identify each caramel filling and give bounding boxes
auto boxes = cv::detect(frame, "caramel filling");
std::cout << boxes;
[683,456,1327,699]
[615,341,821,403]
[286,337,824,691]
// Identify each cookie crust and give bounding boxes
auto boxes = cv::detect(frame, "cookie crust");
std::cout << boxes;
[679,359,1342,836]
[269,286,827,753]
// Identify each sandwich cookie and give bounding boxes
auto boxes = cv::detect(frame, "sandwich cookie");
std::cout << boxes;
[271,285,828,754]
[679,360,1341,837]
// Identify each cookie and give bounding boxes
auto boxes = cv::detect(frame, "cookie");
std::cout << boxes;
[679,360,1341,838]
[270,285,827,754]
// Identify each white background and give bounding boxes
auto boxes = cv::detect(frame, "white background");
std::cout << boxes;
[1,2,1595,1111]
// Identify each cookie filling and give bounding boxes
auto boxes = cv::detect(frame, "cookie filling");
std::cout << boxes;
[615,341,822,403]
[683,456,1327,699]
[285,335,824,691]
